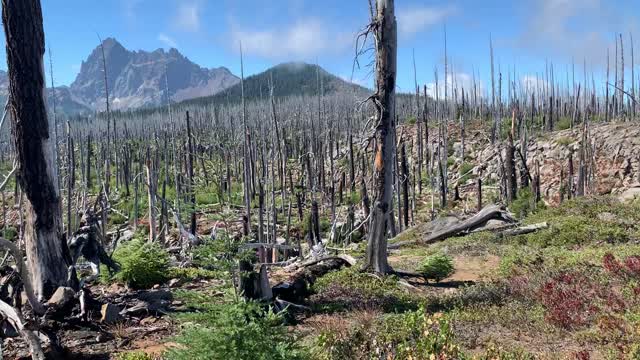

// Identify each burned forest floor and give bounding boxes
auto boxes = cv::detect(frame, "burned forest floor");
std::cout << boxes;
[3,120,640,359]
[74,194,640,360]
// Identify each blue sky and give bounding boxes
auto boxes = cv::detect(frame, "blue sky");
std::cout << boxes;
[1,0,639,95]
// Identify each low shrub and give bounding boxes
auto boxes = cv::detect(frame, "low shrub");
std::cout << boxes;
[111,238,170,289]
[512,197,636,247]
[2,226,17,241]
[316,307,462,360]
[192,233,253,271]
[167,299,307,360]
[312,267,421,312]
[459,162,475,184]
[537,269,628,330]
[418,253,454,282]
[509,187,545,219]
[115,352,153,360]
[168,267,219,281]
[603,252,640,280]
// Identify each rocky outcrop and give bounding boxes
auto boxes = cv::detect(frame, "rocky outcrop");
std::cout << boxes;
[469,123,640,204]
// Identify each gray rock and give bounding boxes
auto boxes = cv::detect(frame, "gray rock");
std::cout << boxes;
[100,303,122,324]
[47,287,75,308]
[168,278,182,288]
[597,212,618,222]
[618,186,640,202]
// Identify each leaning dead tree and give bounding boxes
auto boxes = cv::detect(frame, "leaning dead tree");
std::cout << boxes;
[362,0,397,274]
[2,0,69,299]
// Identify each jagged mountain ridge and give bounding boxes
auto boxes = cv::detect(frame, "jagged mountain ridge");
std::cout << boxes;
[0,41,368,114]
[69,38,239,111]
[0,38,239,114]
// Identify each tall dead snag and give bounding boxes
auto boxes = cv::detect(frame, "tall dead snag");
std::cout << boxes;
[145,147,158,242]
[505,111,517,203]
[240,43,251,235]
[2,0,69,299]
[401,142,409,228]
[363,0,396,274]
[186,111,196,235]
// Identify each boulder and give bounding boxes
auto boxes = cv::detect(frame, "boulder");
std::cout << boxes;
[168,278,182,288]
[100,303,122,324]
[47,286,76,308]
[618,186,640,202]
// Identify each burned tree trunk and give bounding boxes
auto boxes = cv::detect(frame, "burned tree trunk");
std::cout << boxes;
[186,111,197,235]
[2,0,69,299]
[505,121,517,203]
[363,0,396,274]
[145,147,158,242]
[401,142,409,229]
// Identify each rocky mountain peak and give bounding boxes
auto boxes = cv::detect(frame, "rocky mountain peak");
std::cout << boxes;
[66,38,239,111]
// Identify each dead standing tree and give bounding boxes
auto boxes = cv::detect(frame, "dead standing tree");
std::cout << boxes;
[361,0,397,274]
[2,0,69,299]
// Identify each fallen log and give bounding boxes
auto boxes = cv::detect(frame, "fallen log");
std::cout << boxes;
[273,256,354,303]
[0,299,45,360]
[283,254,357,272]
[425,204,516,243]
[389,205,516,249]
[499,222,548,237]
[242,243,299,250]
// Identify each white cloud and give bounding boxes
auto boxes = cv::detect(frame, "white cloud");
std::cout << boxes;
[158,33,178,48]
[520,75,548,93]
[123,0,143,20]
[425,72,484,100]
[230,19,353,59]
[515,0,612,64]
[397,6,454,37]
[175,1,201,32]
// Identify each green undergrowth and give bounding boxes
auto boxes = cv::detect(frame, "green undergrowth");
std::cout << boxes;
[311,267,422,313]
[101,238,170,289]
[115,352,153,360]
[314,307,463,360]
[513,197,640,247]
[168,267,219,281]
[499,243,640,277]
[418,253,455,282]
[167,291,307,360]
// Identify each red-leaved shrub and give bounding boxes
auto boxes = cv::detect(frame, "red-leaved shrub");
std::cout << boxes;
[539,272,599,328]
[623,256,640,278]
[603,253,640,280]
[603,253,624,276]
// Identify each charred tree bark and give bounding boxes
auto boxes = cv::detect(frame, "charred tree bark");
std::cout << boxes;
[505,132,517,203]
[145,147,158,242]
[401,142,409,229]
[477,178,482,212]
[2,0,69,299]
[186,111,197,235]
[364,0,396,274]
